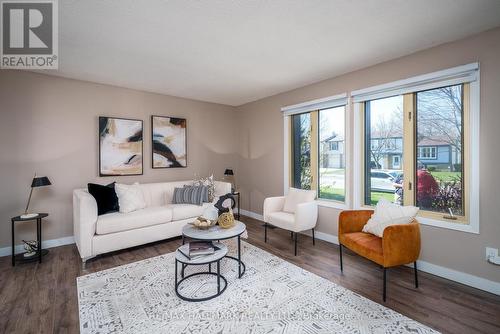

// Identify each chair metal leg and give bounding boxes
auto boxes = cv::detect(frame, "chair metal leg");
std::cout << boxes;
[312,228,315,245]
[414,261,419,288]
[294,232,298,256]
[339,244,343,272]
[383,267,387,302]
[264,223,268,243]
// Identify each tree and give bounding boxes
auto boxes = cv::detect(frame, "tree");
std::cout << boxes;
[416,85,462,170]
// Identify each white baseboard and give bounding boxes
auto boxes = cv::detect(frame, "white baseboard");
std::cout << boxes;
[240,209,264,221]
[0,236,75,257]
[240,209,500,296]
[310,230,339,245]
[411,260,500,295]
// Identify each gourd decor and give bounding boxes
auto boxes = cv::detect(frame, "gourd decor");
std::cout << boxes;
[218,208,235,229]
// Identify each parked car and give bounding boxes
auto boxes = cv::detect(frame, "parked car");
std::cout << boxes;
[371,170,398,193]
[388,170,403,180]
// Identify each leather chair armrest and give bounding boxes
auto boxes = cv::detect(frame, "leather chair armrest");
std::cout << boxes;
[382,221,421,267]
[338,210,374,236]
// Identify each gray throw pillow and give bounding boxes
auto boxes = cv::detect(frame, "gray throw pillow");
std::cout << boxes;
[173,185,209,205]
[172,187,186,204]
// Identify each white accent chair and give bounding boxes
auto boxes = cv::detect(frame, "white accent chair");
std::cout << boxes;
[263,188,318,255]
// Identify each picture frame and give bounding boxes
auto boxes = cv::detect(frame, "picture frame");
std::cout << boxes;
[151,115,187,168]
[99,116,144,176]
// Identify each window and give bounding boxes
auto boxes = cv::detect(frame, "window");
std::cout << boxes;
[287,100,347,204]
[417,147,437,159]
[393,155,401,168]
[364,96,404,206]
[360,84,470,222]
[319,106,346,202]
[353,63,479,231]
[416,85,464,216]
[291,113,312,190]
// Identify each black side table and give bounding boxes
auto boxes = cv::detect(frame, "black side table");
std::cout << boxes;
[11,213,49,266]
[232,191,240,220]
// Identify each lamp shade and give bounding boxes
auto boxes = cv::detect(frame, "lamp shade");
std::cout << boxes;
[31,176,51,188]
[224,169,234,176]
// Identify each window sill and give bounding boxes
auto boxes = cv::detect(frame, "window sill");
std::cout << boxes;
[316,199,348,210]
[357,204,479,234]
[417,215,479,234]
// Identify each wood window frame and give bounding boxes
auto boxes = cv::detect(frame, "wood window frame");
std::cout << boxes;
[286,104,350,209]
[357,83,475,231]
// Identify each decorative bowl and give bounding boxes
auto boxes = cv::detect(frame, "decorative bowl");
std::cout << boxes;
[191,216,217,230]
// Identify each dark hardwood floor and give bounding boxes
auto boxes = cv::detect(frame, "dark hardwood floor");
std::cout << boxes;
[1,215,499,333]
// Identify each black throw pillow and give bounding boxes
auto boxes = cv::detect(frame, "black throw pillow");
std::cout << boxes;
[88,182,119,215]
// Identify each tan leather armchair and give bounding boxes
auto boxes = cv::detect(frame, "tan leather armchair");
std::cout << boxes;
[338,210,421,301]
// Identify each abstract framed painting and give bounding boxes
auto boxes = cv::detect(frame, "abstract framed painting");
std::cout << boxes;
[99,117,143,176]
[151,116,187,168]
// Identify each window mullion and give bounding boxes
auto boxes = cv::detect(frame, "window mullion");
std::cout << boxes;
[310,111,319,191]
[403,93,415,206]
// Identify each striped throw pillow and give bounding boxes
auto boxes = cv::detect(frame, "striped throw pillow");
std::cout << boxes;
[172,185,209,205]
[172,187,186,204]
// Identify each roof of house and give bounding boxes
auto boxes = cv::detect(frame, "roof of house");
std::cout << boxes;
[417,138,451,146]
[322,134,344,142]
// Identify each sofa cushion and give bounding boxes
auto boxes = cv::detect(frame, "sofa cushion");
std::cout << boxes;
[283,187,316,213]
[340,232,384,266]
[168,203,212,221]
[96,206,173,235]
[267,211,295,231]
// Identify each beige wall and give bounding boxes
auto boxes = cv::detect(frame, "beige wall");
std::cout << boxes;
[0,71,238,249]
[235,27,500,283]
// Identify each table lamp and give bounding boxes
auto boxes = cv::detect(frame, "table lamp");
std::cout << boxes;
[223,169,235,192]
[21,175,52,219]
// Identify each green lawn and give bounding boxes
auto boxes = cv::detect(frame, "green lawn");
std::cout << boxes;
[319,168,345,176]
[429,171,461,182]
[319,187,394,205]
[369,192,394,206]
[319,170,459,206]
[319,186,345,202]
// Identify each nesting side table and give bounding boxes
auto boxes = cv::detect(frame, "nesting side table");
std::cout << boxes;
[175,242,228,302]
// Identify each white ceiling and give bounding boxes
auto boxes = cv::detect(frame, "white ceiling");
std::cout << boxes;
[46,0,500,106]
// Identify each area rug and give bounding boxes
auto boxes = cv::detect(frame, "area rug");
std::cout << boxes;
[77,241,438,334]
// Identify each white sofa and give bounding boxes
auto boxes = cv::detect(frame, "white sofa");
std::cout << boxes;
[73,180,231,263]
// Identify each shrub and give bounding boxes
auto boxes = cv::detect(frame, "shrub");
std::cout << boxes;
[431,175,463,215]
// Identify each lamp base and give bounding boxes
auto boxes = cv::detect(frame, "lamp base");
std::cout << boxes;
[20,213,39,219]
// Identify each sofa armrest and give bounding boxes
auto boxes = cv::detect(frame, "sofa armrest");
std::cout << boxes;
[294,201,318,232]
[338,210,374,236]
[263,196,285,222]
[73,189,98,260]
[382,221,421,267]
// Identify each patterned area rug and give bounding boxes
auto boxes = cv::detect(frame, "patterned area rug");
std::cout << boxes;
[77,241,438,334]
